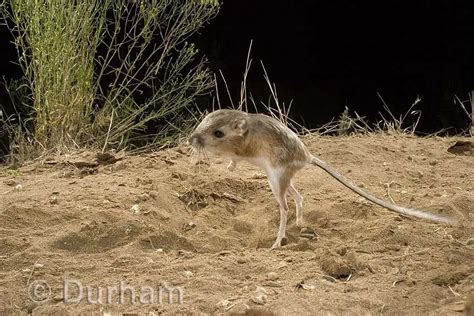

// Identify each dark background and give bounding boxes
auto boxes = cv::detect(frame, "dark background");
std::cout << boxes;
[197,0,474,133]
[1,0,473,136]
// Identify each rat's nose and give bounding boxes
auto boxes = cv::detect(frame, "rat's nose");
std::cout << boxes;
[188,133,204,147]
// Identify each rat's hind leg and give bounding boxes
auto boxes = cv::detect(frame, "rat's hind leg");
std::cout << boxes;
[288,183,303,226]
[271,192,289,249]
[267,168,291,249]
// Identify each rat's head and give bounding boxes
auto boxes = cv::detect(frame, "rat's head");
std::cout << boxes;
[188,109,248,156]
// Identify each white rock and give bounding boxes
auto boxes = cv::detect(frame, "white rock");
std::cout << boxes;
[267,272,278,281]
[130,204,140,214]
[255,285,267,294]
[251,293,267,305]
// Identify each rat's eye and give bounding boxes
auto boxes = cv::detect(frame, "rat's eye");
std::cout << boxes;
[214,130,225,138]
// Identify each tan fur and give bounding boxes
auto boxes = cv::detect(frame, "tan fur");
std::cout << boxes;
[190,109,309,167]
[189,109,456,249]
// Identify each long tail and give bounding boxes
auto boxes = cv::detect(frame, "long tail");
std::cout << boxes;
[310,155,457,224]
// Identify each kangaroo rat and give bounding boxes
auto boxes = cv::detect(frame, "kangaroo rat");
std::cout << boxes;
[189,109,455,249]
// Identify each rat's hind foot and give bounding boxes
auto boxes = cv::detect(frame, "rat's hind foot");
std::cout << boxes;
[270,236,288,249]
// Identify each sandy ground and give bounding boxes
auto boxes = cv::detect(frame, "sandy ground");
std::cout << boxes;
[0,134,473,315]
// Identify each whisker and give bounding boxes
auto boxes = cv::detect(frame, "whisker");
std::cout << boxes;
[197,149,210,173]
[202,149,210,162]
[186,146,194,156]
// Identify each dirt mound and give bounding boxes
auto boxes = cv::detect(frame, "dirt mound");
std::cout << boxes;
[52,220,143,253]
[0,135,472,315]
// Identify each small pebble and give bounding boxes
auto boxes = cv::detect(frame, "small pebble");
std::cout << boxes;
[130,204,140,214]
[335,246,347,256]
[184,270,194,278]
[251,293,267,305]
[183,221,196,231]
[267,272,278,281]
[255,286,267,294]
[466,238,474,245]
[301,283,316,290]
[4,179,16,186]
[300,227,318,239]
[112,161,126,171]
[148,191,158,199]
[237,258,247,264]
[217,299,232,308]
[252,286,268,305]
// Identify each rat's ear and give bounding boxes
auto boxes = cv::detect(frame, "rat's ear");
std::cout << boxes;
[232,119,248,136]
